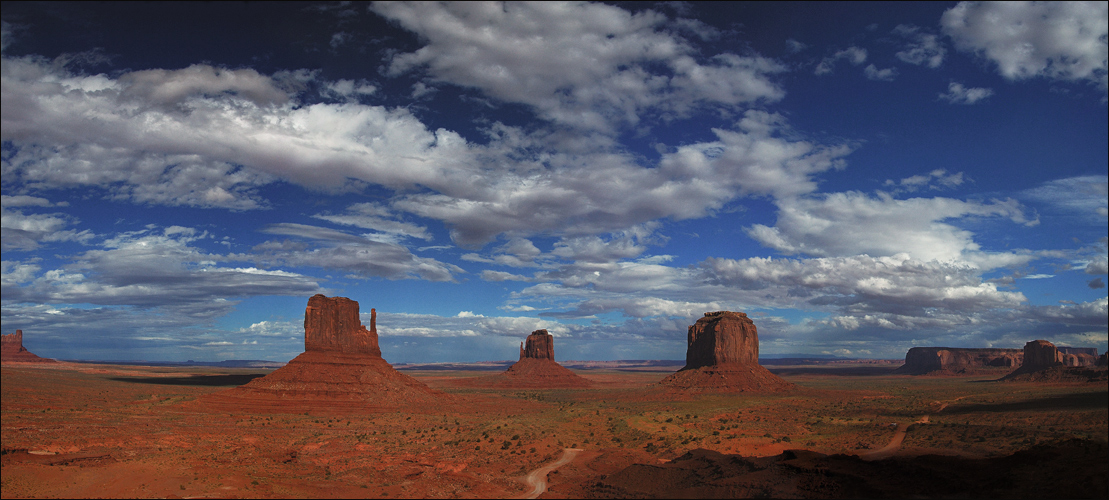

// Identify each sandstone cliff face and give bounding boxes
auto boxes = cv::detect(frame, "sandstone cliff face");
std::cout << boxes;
[1,330,26,356]
[660,311,793,392]
[685,311,759,369]
[894,347,1022,375]
[1021,340,1062,371]
[1002,339,1108,382]
[1,330,54,363]
[520,329,555,361]
[206,295,439,411]
[303,294,381,356]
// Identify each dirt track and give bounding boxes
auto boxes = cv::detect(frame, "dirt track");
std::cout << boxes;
[515,448,583,499]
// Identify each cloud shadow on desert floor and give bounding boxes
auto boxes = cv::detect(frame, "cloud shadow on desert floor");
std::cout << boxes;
[942,390,1108,414]
[107,374,267,387]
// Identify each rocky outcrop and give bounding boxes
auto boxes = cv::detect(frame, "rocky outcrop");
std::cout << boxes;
[206,295,440,411]
[520,329,555,361]
[685,311,759,368]
[463,329,592,388]
[1058,346,1099,356]
[1,330,55,363]
[1021,340,1062,371]
[894,347,1023,375]
[304,295,381,356]
[1057,347,1099,367]
[1001,340,1107,382]
[659,312,794,392]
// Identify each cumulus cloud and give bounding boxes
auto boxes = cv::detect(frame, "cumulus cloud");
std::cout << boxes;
[373,1,786,133]
[938,81,994,104]
[893,24,946,68]
[0,205,93,251]
[745,191,1035,267]
[814,46,867,75]
[704,254,1025,319]
[942,1,1109,91]
[2,49,849,249]
[2,226,323,309]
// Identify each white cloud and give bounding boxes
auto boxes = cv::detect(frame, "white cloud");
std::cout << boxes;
[251,223,463,282]
[3,227,323,309]
[1021,175,1108,219]
[864,64,898,81]
[814,46,867,75]
[942,1,1109,91]
[938,81,994,104]
[893,24,946,68]
[311,202,432,242]
[883,169,965,192]
[373,1,785,133]
[785,38,808,54]
[745,191,1035,267]
[117,64,292,107]
[0,206,93,251]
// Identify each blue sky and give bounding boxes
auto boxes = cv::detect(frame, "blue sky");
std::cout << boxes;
[2,1,1106,363]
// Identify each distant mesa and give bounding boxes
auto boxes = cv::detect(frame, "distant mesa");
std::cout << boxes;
[1,330,56,364]
[893,347,1022,375]
[1002,340,1107,382]
[659,311,794,392]
[462,329,592,388]
[894,342,1102,378]
[206,294,441,411]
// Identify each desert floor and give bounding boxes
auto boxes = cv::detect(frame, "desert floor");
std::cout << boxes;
[2,361,1106,498]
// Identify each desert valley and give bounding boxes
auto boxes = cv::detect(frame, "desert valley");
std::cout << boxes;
[2,295,1106,499]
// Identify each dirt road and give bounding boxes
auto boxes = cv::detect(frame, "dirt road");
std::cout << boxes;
[858,395,974,460]
[514,448,583,499]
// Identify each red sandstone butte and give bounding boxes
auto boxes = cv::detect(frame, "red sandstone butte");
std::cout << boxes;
[1,330,55,363]
[520,329,555,361]
[205,295,440,411]
[466,330,592,388]
[659,312,793,392]
[1002,339,1108,382]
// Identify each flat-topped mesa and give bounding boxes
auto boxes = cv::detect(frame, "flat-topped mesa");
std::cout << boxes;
[893,347,1022,375]
[660,311,794,392]
[685,311,758,369]
[520,329,555,361]
[303,294,380,357]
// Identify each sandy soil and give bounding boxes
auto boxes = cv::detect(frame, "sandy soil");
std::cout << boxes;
[2,361,1106,498]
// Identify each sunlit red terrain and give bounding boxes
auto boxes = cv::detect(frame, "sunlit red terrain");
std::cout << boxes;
[2,359,1106,498]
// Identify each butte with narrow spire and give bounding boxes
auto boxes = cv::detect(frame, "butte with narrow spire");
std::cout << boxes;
[206,294,441,411]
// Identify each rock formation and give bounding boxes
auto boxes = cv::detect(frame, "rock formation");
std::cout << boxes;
[1002,339,1108,382]
[520,329,555,361]
[462,330,592,388]
[659,312,793,392]
[1057,346,1100,367]
[303,295,380,356]
[206,295,440,411]
[1,330,56,363]
[893,347,1023,375]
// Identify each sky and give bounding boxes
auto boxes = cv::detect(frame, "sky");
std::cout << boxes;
[1,1,1106,364]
